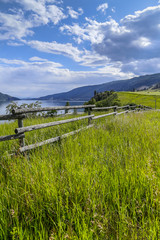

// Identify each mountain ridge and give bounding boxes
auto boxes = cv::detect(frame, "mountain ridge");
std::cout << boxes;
[37,73,160,101]
[0,92,19,102]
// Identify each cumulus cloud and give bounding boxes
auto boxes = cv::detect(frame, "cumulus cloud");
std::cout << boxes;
[67,6,83,19]
[0,10,34,40]
[18,0,67,25]
[60,18,106,44]
[61,5,160,63]
[46,5,67,24]
[97,3,108,14]
[10,0,66,25]
[94,6,160,61]
[0,0,67,40]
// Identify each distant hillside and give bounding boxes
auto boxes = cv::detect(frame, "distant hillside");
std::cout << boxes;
[38,73,160,101]
[0,92,19,102]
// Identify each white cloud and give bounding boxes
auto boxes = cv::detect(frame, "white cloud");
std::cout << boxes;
[94,5,160,61]
[111,7,116,13]
[46,5,67,24]
[121,58,160,75]
[78,49,109,67]
[0,10,34,40]
[121,5,160,22]
[132,37,151,48]
[0,0,67,41]
[0,58,27,66]
[29,56,48,62]
[0,57,134,98]
[7,41,24,46]
[15,0,67,25]
[97,3,108,13]
[27,39,111,67]
[61,5,160,63]
[60,18,107,44]
[67,6,83,19]
[0,57,62,68]
[27,40,83,62]
[60,17,130,47]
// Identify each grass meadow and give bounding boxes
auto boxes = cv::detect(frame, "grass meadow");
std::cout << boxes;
[117,92,160,109]
[0,111,160,239]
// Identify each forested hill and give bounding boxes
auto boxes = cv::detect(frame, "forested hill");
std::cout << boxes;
[38,73,160,101]
[0,92,19,102]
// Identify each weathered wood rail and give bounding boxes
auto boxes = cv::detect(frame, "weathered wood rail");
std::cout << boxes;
[12,105,95,114]
[19,125,94,153]
[0,104,152,153]
[0,114,25,120]
[15,115,94,134]
[0,113,26,142]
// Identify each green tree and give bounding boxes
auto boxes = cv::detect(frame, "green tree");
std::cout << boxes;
[84,90,121,108]
[65,101,70,114]
[6,101,42,118]
[94,90,97,97]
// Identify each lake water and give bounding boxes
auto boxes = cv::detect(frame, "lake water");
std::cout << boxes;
[0,100,85,123]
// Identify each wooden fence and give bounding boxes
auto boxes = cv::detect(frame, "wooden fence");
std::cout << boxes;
[0,104,152,153]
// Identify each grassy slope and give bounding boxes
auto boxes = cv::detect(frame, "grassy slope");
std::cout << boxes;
[118,92,160,108]
[133,91,160,95]
[0,112,160,239]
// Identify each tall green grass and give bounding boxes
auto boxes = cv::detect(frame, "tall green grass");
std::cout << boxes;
[0,111,160,239]
[118,92,160,108]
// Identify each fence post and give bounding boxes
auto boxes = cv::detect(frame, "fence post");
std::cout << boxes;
[88,107,92,125]
[114,106,117,115]
[155,98,157,110]
[18,117,25,147]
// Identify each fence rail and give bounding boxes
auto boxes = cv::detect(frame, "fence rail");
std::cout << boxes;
[0,114,25,120]
[92,112,116,120]
[12,105,95,115]
[0,133,25,142]
[0,104,152,153]
[19,125,94,153]
[15,115,94,134]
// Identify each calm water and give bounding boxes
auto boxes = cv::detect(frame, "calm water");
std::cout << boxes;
[0,100,85,123]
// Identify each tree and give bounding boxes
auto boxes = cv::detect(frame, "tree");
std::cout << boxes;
[6,101,19,115]
[6,101,42,118]
[94,90,97,97]
[84,90,121,108]
[65,101,70,114]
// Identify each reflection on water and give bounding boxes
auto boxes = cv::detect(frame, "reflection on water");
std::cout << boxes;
[0,100,85,115]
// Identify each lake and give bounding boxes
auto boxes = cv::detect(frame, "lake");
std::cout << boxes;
[0,100,85,122]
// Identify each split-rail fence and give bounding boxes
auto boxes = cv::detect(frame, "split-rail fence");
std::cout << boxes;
[0,104,152,153]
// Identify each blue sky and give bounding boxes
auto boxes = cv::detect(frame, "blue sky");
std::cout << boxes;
[0,0,160,97]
